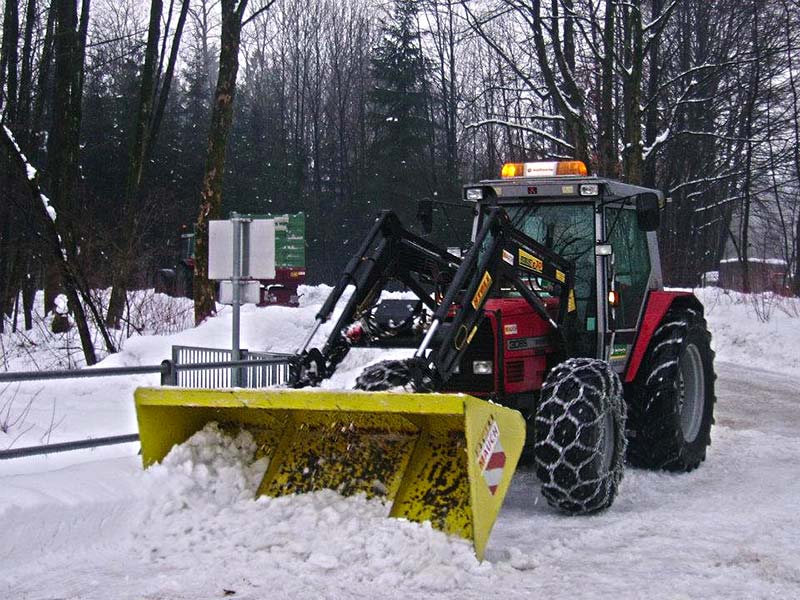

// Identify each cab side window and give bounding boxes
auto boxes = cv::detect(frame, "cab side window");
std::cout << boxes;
[606,207,651,328]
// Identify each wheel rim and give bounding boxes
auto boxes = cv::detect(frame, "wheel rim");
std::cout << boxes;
[677,343,705,442]
[600,410,615,473]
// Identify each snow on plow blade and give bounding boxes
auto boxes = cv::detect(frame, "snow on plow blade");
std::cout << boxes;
[134,387,525,559]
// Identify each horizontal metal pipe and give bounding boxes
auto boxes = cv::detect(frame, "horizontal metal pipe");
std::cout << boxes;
[0,434,141,460]
[174,358,293,371]
[0,357,295,383]
[0,364,168,383]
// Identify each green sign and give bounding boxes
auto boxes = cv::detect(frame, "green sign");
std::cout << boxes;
[239,212,305,268]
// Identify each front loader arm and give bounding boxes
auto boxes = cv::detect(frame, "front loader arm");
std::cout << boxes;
[417,208,576,385]
[293,207,575,391]
[292,211,461,385]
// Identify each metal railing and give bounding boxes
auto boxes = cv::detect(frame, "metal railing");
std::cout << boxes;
[0,363,170,383]
[167,345,293,388]
[0,346,295,460]
[1,434,141,460]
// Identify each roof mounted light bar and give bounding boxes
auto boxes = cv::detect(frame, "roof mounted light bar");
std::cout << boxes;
[500,160,588,179]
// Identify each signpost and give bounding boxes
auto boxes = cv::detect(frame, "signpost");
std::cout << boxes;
[209,213,276,386]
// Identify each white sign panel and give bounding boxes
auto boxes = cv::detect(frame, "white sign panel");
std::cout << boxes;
[208,221,233,280]
[218,280,261,304]
[247,219,276,279]
[208,218,276,280]
[524,161,557,177]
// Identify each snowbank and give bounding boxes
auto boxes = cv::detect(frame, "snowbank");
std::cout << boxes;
[694,287,800,376]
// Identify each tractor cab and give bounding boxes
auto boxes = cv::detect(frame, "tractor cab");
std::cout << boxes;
[462,160,664,372]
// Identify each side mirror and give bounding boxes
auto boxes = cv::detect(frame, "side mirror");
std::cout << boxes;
[635,192,661,231]
[417,198,433,234]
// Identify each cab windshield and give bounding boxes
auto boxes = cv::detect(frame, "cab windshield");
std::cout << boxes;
[486,202,597,355]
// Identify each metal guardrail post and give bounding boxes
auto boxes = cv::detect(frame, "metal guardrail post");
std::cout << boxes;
[241,349,250,387]
[160,359,178,385]
[231,212,243,387]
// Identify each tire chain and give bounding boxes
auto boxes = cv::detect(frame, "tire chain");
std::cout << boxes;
[534,357,626,514]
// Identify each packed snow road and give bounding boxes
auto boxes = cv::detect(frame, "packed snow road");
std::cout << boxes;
[1,361,799,599]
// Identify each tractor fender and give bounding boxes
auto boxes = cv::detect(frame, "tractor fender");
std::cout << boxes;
[623,290,703,383]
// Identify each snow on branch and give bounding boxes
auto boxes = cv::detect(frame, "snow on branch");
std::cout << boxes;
[1,125,68,261]
[489,112,566,123]
[641,60,746,113]
[694,176,800,213]
[672,130,768,144]
[642,128,670,161]
[464,119,575,150]
[669,169,746,194]
[643,1,678,34]
[694,194,744,213]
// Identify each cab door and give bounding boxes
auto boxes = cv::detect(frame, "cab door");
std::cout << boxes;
[603,204,652,370]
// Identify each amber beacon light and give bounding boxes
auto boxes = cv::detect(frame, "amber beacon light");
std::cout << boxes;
[501,160,589,178]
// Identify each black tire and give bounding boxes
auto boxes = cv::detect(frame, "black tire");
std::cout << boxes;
[354,358,435,392]
[355,359,415,391]
[626,306,716,471]
[534,358,626,514]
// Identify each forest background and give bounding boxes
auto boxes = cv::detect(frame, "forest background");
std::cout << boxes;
[2,0,799,363]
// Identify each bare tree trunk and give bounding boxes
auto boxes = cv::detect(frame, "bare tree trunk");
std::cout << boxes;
[784,1,800,296]
[149,0,190,156]
[643,0,663,187]
[622,0,644,184]
[0,0,20,122]
[739,3,762,294]
[530,0,589,163]
[0,0,22,334]
[597,0,616,177]
[42,0,117,364]
[106,0,164,328]
[194,0,249,324]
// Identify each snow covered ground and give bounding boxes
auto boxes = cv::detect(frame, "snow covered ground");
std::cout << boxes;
[1,287,799,598]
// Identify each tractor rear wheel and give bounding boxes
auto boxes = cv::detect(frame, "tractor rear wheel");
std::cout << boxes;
[534,358,626,514]
[626,306,716,471]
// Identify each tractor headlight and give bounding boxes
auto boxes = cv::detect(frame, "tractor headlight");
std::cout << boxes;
[580,183,600,196]
[472,360,493,375]
[465,188,484,201]
[595,243,613,256]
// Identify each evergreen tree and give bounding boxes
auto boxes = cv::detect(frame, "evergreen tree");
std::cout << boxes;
[368,0,432,220]
[177,41,215,208]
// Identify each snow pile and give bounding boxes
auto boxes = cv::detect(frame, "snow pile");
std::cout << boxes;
[142,423,269,512]
[0,288,197,372]
[695,287,800,376]
[129,423,499,597]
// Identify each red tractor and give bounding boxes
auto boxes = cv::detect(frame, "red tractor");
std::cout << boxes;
[289,160,715,514]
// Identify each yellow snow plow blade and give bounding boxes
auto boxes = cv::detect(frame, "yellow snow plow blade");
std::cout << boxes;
[134,387,525,559]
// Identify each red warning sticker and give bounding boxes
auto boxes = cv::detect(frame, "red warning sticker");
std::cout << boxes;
[476,418,506,495]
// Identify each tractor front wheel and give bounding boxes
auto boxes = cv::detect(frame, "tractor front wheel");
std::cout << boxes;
[533,358,626,514]
[626,306,716,471]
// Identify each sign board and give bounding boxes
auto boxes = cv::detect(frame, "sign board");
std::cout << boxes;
[273,213,306,267]
[218,280,261,305]
[208,219,276,280]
